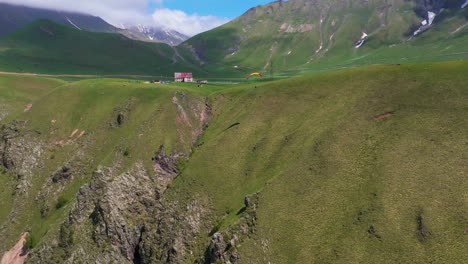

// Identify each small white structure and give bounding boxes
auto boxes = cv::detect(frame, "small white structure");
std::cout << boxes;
[175,72,193,83]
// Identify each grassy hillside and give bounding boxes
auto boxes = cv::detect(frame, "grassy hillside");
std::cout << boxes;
[173,60,468,263]
[0,61,466,263]
[0,74,65,122]
[0,3,189,46]
[0,2,119,37]
[187,0,468,76]
[0,20,201,76]
[0,77,197,256]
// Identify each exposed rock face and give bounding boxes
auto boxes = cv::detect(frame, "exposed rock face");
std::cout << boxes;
[205,194,260,264]
[87,163,157,260]
[28,161,160,264]
[172,92,212,146]
[0,104,8,122]
[137,197,210,263]
[279,23,315,33]
[28,158,211,264]
[26,94,214,264]
[417,0,449,13]
[111,98,137,128]
[207,233,231,263]
[121,24,189,46]
[0,232,29,264]
[0,121,44,194]
[51,166,73,183]
[179,43,206,65]
[152,145,182,191]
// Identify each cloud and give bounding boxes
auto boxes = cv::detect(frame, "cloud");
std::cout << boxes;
[152,8,229,36]
[0,0,229,35]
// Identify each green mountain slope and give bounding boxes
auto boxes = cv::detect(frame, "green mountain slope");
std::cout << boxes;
[0,2,119,37]
[0,74,65,122]
[0,60,466,263]
[1,1,466,78]
[187,0,468,76]
[0,19,199,76]
[0,3,189,46]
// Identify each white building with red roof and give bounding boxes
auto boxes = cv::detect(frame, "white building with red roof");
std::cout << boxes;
[174,72,193,83]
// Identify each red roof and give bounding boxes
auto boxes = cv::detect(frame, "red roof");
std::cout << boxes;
[175,72,193,78]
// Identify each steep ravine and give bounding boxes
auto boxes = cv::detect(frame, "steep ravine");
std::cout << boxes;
[1,89,223,264]
[18,91,250,264]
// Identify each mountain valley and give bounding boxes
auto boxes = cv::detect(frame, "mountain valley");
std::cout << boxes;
[0,0,467,263]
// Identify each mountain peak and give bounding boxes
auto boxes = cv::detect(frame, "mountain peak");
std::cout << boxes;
[0,2,188,46]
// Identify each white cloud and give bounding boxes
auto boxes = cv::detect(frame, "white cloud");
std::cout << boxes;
[152,8,229,36]
[0,0,230,36]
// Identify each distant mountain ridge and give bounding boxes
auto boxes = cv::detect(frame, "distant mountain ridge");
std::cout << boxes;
[0,2,189,45]
[0,19,200,75]
[0,2,118,36]
[120,24,189,46]
[0,0,467,77]
[186,0,468,75]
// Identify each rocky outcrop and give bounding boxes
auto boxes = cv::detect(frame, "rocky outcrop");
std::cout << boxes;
[111,98,137,128]
[137,197,210,263]
[0,232,29,264]
[415,0,449,14]
[0,104,8,122]
[152,145,182,191]
[172,92,212,147]
[179,43,206,65]
[49,157,88,185]
[0,121,44,194]
[51,166,73,184]
[279,23,315,33]
[26,94,214,264]
[28,157,212,264]
[27,161,160,264]
[205,194,260,264]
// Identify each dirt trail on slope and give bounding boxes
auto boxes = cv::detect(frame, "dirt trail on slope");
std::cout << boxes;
[1,233,29,264]
[373,112,394,121]
[23,104,32,112]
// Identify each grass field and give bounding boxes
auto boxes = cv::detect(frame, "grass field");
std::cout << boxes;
[0,60,467,263]
[0,74,65,121]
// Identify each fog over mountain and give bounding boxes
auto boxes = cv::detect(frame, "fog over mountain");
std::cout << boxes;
[0,0,229,35]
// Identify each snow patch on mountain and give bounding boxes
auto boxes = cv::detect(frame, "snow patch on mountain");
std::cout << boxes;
[315,44,323,53]
[427,12,436,25]
[122,24,188,46]
[66,17,81,30]
[462,0,468,8]
[355,32,368,48]
[413,11,436,36]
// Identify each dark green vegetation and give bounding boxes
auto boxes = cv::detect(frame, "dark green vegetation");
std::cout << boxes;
[0,2,188,46]
[1,0,467,78]
[0,2,118,37]
[0,20,200,76]
[187,0,468,76]
[0,60,466,263]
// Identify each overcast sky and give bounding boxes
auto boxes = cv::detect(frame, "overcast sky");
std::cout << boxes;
[0,0,272,36]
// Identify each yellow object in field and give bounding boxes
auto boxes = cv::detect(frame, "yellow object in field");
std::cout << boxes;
[246,73,263,79]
